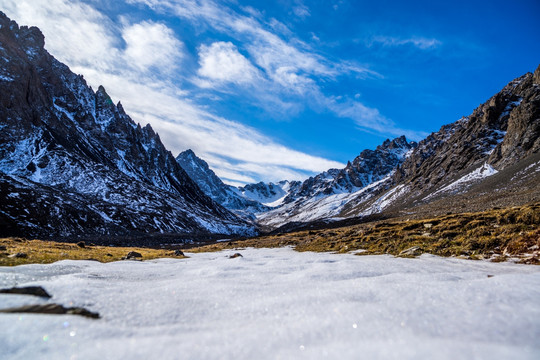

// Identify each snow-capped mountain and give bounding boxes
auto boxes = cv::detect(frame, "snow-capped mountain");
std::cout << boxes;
[339,67,540,220]
[237,180,302,207]
[256,69,539,229]
[256,136,416,228]
[176,149,268,218]
[0,13,256,239]
[176,149,303,220]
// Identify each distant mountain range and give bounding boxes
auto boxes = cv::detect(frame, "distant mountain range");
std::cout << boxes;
[0,12,538,241]
[180,69,540,231]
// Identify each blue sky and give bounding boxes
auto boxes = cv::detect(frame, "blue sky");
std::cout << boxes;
[2,0,539,185]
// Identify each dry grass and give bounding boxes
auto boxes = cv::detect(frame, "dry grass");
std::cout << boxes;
[1,203,538,266]
[0,238,185,266]
[191,203,540,264]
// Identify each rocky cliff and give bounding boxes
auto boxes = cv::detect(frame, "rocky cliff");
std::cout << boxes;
[0,13,256,240]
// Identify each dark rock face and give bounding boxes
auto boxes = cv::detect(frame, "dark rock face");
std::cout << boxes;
[395,71,540,195]
[0,12,256,239]
[286,136,415,202]
[176,150,268,217]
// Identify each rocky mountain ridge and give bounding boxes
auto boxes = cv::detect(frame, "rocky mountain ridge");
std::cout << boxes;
[176,150,268,219]
[179,68,539,231]
[0,12,256,240]
[176,149,304,219]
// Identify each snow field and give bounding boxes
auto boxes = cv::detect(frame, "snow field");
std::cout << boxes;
[0,247,539,359]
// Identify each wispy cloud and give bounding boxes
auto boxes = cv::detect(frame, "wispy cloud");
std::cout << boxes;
[1,0,346,183]
[128,0,419,146]
[368,36,442,50]
[292,4,310,19]
[2,0,429,184]
[196,41,260,87]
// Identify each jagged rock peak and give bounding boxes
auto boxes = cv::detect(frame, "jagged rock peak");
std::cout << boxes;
[0,11,45,50]
[533,64,540,85]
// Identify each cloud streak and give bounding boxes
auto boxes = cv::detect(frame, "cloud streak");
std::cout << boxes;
[196,41,260,87]
[128,0,424,140]
[368,35,442,50]
[1,0,346,184]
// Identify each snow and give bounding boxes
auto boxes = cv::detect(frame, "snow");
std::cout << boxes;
[239,182,290,207]
[360,184,409,216]
[0,74,14,81]
[258,173,393,227]
[426,163,498,200]
[1,248,539,360]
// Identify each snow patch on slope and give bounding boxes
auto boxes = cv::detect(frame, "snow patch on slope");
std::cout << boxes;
[425,163,498,200]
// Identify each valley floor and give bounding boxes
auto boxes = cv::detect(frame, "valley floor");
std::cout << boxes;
[0,247,539,360]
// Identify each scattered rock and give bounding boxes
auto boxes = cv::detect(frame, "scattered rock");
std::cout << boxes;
[0,304,99,319]
[518,255,540,265]
[229,253,243,259]
[8,252,27,258]
[126,251,142,259]
[76,241,85,248]
[174,250,184,256]
[423,223,433,229]
[0,286,51,298]
[398,246,423,257]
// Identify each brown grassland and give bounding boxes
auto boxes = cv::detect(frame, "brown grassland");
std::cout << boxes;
[1,203,538,266]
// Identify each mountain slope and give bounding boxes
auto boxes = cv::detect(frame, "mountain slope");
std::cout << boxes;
[0,13,256,239]
[254,68,539,230]
[256,136,416,228]
[176,149,267,218]
[339,67,540,220]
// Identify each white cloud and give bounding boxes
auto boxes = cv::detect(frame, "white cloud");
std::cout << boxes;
[3,0,347,184]
[122,21,183,72]
[369,36,442,50]
[3,0,429,184]
[197,41,259,86]
[1,0,121,72]
[293,4,310,19]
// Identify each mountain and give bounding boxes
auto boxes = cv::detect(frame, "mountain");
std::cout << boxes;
[256,68,539,230]
[0,12,256,240]
[256,136,417,228]
[363,68,540,218]
[279,67,540,227]
[176,149,267,218]
[176,149,303,219]
[237,180,302,207]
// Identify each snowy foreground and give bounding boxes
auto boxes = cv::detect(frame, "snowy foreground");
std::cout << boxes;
[1,248,539,360]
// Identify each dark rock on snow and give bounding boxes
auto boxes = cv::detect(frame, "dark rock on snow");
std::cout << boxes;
[0,286,51,298]
[0,303,100,319]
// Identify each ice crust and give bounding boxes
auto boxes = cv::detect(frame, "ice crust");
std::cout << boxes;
[0,247,539,359]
